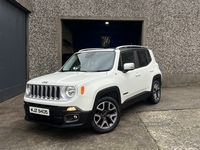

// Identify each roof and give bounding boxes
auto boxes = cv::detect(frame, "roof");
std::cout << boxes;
[116,45,148,49]
[78,45,148,52]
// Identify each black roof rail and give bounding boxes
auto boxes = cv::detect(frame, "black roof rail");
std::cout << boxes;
[78,48,103,52]
[116,45,148,49]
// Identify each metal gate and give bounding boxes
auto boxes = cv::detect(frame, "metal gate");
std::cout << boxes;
[0,0,26,102]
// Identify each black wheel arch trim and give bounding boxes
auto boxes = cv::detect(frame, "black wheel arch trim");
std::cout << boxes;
[94,86,121,106]
[153,74,162,86]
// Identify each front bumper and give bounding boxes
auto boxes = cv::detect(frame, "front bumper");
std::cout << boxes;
[24,102,93,128]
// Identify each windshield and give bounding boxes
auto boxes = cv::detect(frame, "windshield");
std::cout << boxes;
[61,51,115,72]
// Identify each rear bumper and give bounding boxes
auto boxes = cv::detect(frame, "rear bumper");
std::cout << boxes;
[24,102,93,128]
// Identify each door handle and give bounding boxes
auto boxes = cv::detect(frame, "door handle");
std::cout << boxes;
[135,73,141,77]
[150,69,154,73]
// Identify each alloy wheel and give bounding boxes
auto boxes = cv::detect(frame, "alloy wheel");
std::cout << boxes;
[93,101,118,130]
[153,82,161,102]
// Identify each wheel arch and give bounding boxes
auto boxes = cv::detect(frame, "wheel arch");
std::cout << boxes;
[153,74,162,86]
[86,86,121,127]
[147,74,162,104]
[94,86,121,105]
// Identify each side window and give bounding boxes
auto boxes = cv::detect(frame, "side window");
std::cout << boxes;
[137,50,149,67]
[118,50,134,71]
[145,50,152,63]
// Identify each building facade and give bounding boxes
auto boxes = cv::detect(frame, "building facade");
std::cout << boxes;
[1,0,200,101]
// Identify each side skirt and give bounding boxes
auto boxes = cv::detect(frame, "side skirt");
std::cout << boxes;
[121,91,151,110]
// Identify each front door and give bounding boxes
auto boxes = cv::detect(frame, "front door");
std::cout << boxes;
[117,50,143,102]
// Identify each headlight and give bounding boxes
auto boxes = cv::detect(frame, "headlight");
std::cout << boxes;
[26,84,31,96]
[65,86,76,98]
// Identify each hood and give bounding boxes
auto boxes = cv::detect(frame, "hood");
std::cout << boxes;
[27,72,107,86]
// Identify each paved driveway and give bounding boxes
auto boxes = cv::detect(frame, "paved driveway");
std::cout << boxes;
[0,85,200,150]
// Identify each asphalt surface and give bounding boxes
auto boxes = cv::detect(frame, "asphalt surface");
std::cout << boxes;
[0,85,200,150]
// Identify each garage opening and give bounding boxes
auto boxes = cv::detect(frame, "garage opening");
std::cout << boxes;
[61,20,143,65]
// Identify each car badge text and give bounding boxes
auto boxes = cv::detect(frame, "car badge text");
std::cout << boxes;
[42,81,48,84]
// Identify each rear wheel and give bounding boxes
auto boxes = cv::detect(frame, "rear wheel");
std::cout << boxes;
[92,97,120,133]
[147,80,161,104]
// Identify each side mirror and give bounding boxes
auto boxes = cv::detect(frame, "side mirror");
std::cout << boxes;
[123,63,135,73]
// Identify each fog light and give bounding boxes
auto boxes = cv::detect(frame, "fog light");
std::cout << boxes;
[73,115,78,119]
[67,107,77,111]
[65,114,79,123]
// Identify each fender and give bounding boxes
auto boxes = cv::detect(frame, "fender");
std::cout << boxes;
[86,86,121,124]
[94,86,121,105]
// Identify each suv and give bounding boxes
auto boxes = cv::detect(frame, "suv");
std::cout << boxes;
[24,45,162,133]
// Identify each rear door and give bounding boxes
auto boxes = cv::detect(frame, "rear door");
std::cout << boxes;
[135,49,152,92]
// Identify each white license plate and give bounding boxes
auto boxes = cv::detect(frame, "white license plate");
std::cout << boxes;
[29,106,50,116]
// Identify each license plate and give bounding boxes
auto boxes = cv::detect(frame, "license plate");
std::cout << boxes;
[29,106,50,116]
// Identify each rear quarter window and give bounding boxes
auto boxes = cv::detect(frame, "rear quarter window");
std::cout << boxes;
[145,50,152,63]
[136,50,149,67]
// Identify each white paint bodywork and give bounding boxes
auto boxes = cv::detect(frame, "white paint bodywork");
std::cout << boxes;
[24,49,161,111]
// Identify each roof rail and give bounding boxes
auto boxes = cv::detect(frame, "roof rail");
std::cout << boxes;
[78,48,103,52]
[116,45,148,49]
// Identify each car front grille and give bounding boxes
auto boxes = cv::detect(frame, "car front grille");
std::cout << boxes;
[29,85,60,100]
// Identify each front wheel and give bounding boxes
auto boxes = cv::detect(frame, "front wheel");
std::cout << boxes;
[92,97,120,133]
[147,80,161,104]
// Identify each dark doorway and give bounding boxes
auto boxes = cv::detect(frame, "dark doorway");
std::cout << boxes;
[62,20,143,64]
[0,0,27,102]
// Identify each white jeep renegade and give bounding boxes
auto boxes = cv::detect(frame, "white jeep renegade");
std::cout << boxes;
[24,45,162,133]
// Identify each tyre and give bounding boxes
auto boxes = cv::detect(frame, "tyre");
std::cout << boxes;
[147,80,161,104]
[92,97,120,133]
